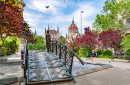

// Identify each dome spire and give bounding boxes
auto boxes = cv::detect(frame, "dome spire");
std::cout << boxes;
[48,24,50,30]
[72,17,74,24]
[45,26,46,31]
[35,29,37,36]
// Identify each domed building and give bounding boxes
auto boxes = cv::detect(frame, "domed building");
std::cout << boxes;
[66,18,80,42]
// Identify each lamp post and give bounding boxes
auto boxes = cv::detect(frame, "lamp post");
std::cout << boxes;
[81,11,84,35]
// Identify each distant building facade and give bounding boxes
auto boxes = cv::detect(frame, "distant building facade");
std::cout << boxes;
[44,25,61,41]
[66,18,80,42]
[117,0,130,34]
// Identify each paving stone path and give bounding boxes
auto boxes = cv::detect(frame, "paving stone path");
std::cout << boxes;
[10,57,130,85]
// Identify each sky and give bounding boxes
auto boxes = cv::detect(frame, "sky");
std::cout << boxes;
[23,0,106,37]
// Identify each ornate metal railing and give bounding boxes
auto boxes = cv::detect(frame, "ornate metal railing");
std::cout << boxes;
[21,40,28,85]
[50,40,85,77]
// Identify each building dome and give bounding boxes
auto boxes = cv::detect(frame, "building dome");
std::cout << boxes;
[69,24,78,30]
[68,18,78,30]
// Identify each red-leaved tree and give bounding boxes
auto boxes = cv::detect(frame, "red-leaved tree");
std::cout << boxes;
[21,21,37,43]
[77,27,99,49]
[0,0,23,46]
[66,36,79,52]
[99,29,123,50]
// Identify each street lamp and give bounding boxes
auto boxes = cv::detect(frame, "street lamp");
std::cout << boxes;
[81,11,84,35]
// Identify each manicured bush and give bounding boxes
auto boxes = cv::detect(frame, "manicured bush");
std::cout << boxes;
[96,48,102,55]
[103,49,112,56]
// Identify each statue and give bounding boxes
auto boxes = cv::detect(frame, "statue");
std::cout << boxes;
[46,30,51,52]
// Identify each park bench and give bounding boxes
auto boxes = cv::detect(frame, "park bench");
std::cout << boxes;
[111,55,130,62]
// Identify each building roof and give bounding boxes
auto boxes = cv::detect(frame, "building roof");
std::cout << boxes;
[50,30,58,34]
[68,24,78,30]
[68,17,78,30]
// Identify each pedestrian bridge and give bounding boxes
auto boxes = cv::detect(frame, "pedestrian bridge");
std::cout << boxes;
[22,40,85,85]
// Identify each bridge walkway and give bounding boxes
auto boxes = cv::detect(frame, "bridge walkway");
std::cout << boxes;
[27,52,73,84]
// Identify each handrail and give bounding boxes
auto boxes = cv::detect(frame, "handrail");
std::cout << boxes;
[55,40,85,65]
[50,40,85,75]
[21,40,28,85]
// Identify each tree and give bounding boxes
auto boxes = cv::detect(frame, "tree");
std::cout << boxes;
[66,36,79,53]
[29,35,45,51]
[93,0,130,31]
[21,21,37,43]
[77,27,99,49]
[0,0,23,46]
[99,29,123,50]
[57,36,65,44]
[34,36,45,50]
[120,35,130,52]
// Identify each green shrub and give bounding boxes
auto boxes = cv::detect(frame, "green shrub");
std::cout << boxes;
[103,49,112,56]
[78,49,86,58]
[125,49,130,56]
[0,37,19,56]
[78,48,92,58]
[85,47,91,56]
[0,47,7,56]
[28,43,34,50]
[97,54,111,59]
[96,48,102,55]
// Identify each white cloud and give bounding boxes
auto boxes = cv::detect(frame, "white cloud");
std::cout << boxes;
[27,0,66,14]
[23,1,99,37]
[44,2,98,34]
[23,10,44,27]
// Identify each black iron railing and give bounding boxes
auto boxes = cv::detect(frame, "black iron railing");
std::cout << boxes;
[21,40,28,85]
[50,40,85,75]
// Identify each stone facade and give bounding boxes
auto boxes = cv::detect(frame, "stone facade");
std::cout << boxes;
[17,0,25,16]
[16,0,25,56]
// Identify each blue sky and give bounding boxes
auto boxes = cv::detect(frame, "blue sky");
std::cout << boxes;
[23,0,106,37]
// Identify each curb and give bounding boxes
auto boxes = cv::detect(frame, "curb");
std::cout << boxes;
[75,62,113,76]
[0,76,23,85]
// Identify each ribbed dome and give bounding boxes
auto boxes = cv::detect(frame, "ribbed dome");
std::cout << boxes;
[69,24,78,30]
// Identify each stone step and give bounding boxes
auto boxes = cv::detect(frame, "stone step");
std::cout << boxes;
[0,65,23,85]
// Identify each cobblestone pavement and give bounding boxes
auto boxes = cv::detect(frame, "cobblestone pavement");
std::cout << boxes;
[11,67,130,85]
[11,57,130,85]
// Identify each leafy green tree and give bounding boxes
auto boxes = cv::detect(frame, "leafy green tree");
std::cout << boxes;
[93,0,130,31]
[28,43,33,50]
[57,36,65,44]
[120,35,130,52]
[28,35,45,51]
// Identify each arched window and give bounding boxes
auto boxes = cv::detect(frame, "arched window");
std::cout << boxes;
[126,19,130,26]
